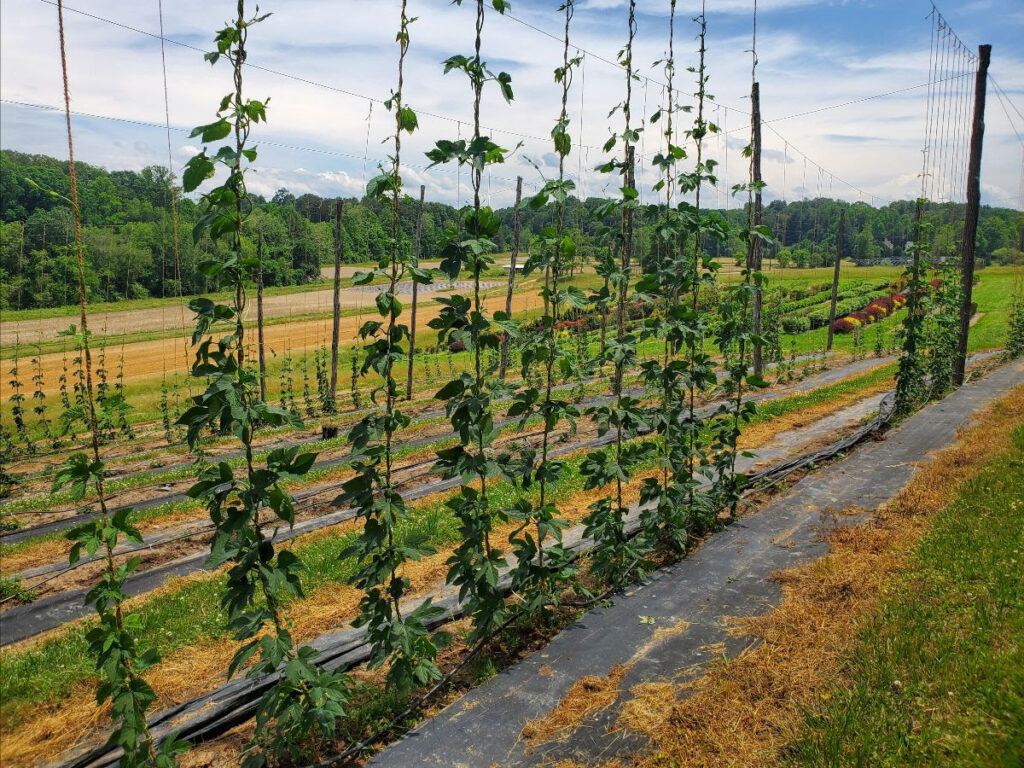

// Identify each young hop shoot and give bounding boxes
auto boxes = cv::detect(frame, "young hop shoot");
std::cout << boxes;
[895,200,931,416]
[332,0,444,694]
[676,7,727,537]
[178,4,348,763]
[425,0,516,642]
[710,154,769,519]
[504,0,582,610]
[709,7,772,520]
[925,258,962,396]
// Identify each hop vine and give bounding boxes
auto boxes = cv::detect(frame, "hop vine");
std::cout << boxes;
[178,4,349,763]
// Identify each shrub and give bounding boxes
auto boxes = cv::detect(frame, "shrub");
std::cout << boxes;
[872,295,894,312]
[781,315,811,334]
[833,317,858,333]
[864,302,888,321]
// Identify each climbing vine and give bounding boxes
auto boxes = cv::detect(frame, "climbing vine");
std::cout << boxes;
[676,8,725,538]
[926,257,963,395]
[179,4,349,764]
[581,0,649,586]
[895,200,930,416]
[425,0,515,641]
[505,0,581,611]
[637,0,691,550]
[333,0,444,694]
[1005,273,1024,359]
[50,1,183,764]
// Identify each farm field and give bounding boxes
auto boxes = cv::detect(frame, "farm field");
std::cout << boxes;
[1,0,1022,767]
[1,255,1019,765]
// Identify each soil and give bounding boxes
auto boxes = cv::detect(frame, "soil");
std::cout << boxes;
[1,281,542,399]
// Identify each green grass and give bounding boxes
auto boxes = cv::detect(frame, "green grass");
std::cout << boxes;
[0,278,345,325]
[0,363,897,719]
[0,576,36,604]
[787,425,1024,767]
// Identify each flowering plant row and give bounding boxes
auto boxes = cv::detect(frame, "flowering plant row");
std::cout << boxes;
[833,292,907,333]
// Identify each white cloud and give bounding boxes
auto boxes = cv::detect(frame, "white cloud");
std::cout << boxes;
[0,0,1021,211]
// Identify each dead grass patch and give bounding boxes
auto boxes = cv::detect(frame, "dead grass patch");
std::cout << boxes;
[521,663,631,748]
[617,682,680,736]
[737,376,893,451]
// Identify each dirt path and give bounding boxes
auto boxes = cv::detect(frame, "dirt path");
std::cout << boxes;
[1,282,540,398]
[1,265,448,345]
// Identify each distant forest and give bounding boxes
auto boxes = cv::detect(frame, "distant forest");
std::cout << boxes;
[1,148,1021,310]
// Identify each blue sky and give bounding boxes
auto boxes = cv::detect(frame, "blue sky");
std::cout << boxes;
[1,0,1022,210]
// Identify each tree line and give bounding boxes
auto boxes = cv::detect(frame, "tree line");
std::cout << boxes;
[1,148,1020,311]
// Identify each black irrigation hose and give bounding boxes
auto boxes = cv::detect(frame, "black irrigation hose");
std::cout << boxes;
[0,363,612,498]
[0,373,602,540]
[4,354,903,639]
[0,430,562,629]
[4,349,833,526]
[306,607,529,768]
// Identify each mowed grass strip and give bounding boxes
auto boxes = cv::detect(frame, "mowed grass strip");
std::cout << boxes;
[788,428,1024,767]
[0,362,896,725]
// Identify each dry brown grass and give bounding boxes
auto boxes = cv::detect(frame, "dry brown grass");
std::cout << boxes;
[521,663,631,748]
[737,374,893,450]
[627,385,1024,768]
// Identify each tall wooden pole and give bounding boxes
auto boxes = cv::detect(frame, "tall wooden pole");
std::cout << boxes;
[256,227,267,401]
[330,200,344,409]
[749,81,764,375]
[826,207,845,351]
[499,175,523,379]
[407,184,425,400]
[614,145,635,396]
[953,44,991,386]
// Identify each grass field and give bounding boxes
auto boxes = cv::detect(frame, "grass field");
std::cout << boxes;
[789,426,1024,766]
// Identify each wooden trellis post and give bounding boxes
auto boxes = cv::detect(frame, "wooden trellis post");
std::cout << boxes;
[257,227,267,401]
[953,44,991,386]
[330,199,344,410]
[499,176,523,380]
[826,208,845,351]
[407,184,425,400]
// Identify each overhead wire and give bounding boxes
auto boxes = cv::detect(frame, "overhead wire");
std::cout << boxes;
[989,75,1024,124]
[921,5,939,201]
[38,0,582,151]
[34,0,968,220]
[989,77,1024,147]
[156,0,191,394]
